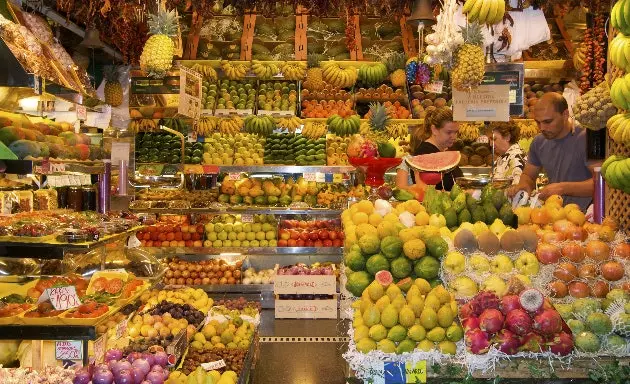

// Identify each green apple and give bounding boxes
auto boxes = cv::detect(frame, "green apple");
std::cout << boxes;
[491,254,514,274]
[214,223,224,233]
[241,240,250,247]
[469,254,491,273]
[205,223,214,233]
[212,240,223,247]
[232,240,241,247]
[514,251,540,276]
[243,223,252,233]
[259,239,269,247]
[250,239,260,247]
[481,276,507,297]
[246,232,256,241]
[449,276,478,298]
[443,251,466,274]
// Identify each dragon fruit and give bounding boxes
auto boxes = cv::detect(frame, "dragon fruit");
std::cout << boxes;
[505,309,533,336]
[359,139,378,158]
[459,302,473,320]
[519,332,544,353]
[465,328,490,354]
[469,291,501,317]
[479,309,504,334]
[548,332,574,356]
[533,309,563,336]
[500,295,522,316]
[462,316,480,332]
[493,329,521,355]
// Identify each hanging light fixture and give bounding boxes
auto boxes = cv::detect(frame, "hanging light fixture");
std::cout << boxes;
[407,0,437,27]
[80,27,104,49]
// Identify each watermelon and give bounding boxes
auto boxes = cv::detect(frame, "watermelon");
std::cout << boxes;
[419,172,443,185]
[407,151,461,172]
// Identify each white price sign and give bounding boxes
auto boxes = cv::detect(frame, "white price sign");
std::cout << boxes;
[37,286,81,310]
[116,319,128,338]
[303,173,316,182]
[76,105,87,121]
[55,341,83,361]
[424,81,444,94]
[201,360,226,371]
[93,335,106,363]
[241,214,253,223]
[228,173,241,180]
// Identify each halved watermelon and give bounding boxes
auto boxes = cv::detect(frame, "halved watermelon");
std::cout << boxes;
[407,151,461,172]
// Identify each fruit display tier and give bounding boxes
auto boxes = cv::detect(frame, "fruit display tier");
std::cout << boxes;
[146,246,344,256]
[129,207,344,215]
[0,159,108,176]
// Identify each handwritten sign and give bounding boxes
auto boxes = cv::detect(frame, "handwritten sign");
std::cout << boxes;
[37,286,81,310]
[201,359,226,370]
[303,173,316,182]
[424,81,444,94]
[93,335,106,363]
[333,173,343,183]
[384,361,427,384]
[116,319,128,338]
[228,173,241,180]
[274,275,336,295]
[452,85,510,122]
[274,299,337,319]
[241,214,253,223]
[178,66,202,120]
[76,105,87,121]
[55,341,83,360]
[476,135,489,144]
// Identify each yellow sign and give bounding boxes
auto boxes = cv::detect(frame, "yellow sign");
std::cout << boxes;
[333,173,343,183]
[405,361,426,383]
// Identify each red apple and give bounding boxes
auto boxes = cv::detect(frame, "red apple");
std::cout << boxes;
[565,226,588,241]
[278,239,288,247]
[185,240,193,247]
[591,280,610,298]
[536,243,561,264]
[291,231,301,240]
[191,233,201,241]
[586,240,611,262]
[299,221,308,229]
[296,239,305,247]
[332,239,343,247]
[182,233,192,241]
[323,239,333,247]
[193,240,202,247]
[281,220,292,228]
[196,225,205,234]
[601,261,625,281]
[314,240,323,247]
[318,230,329,240]
[279,229,291,240]
[299,232,309,241]
[329,231,338,240]
[562,242,586,262]
[309,232,319,241]
[287,239,297,247]
[568,281,591,298]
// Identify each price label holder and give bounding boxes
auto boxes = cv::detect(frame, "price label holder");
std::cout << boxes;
[187,131,198,143]
[37,286,81,310]
[50,162,66,173]
[303,172,316,182]
[333,173,343,183]
[76,105,87,121]
[241,214,253,223]
[93,334,106,363]
[55,341,83,361]
[384,361,426,384]
[316,172,325,182]
[476,135,489,144]
[228,173,241,180]
[116,319,128,338]
[201,359,226,371]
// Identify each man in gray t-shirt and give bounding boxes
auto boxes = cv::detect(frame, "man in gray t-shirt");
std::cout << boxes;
[507,93,594,212]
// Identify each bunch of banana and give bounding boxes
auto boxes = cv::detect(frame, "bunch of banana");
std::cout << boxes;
[607,113,630,144]
[357,63,389,87]
[359,121,371,135]
[608,33,630,72]
[462,0,505,25]
[281,61,307,81]
[128,119,157,133]
[251,60,282,79]
[276,116,303,133]
[321,61,358,88]
[611,73,630,110]
[386,122,408,139]
[196,116,219,136]
[220,60,250,80]
[327,114,360,136]
[244,115,276,137]
[302,121,327,139]
[190,63,218,82]
[457,122,483,142]
[601,154,630,194]
[218,116,243,136]
[515,119,539,139]
[611,0,630,36]
[573,42,587,72]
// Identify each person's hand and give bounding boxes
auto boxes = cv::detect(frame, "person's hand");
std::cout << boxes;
[538,183,564,200]
[507,184,528,198]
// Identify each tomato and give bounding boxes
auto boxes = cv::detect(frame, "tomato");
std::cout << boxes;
[92,277,108,292]
[105,278,123,295]
[78,301,97,314]
[27,287,42,300]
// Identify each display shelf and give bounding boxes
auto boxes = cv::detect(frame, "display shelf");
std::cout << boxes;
[0,227,143,258]
[166,283,274,293]
[130,207,343,215]
[1,159,106,175]
[149,246,343,257]
[217,165,356,173]
[460,166,492,175]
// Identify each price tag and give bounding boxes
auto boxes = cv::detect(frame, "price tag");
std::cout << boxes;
[72,175,83,185]
[50,162,66,173]
[93,335,106,363]
[76,105,87,121]
[55,341,83,361]
[116,319,128,338]
[424,81,444,94]
[33,75,40,95]
[60,175,72,186]
[315,172,325,182]
[333,174,343,183]
[201,359,226,371]
[47,175,58,187]
[81,175,91,185]
[228,173,241,180]
[476,135,489,144]
[384,361,426,384]
[241,214,253,223]
[187,131,197,143]
[303,173,316,182]
[37,286,81,310]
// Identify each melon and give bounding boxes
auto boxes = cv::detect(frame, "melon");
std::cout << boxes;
[407,151,461,172]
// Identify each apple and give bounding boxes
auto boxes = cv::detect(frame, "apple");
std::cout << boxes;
[469,254,491,273]
[318,230,329,240]
[578,263,599,279]
[305,239,314,247]
[298,232,308,241]
[568,281,591,298]
[562,242,586,262]
[591,280,610,298]
[548,281,568,298]
[278,239,288,247]
[443,251,466,274]
[491,254,514,274]
[601,261,625,281]
[287,239,297,247]
[481,276,507,297]
[553,262,579,282]
[185,240,193,247]
[296,239,305,247]
[291,231,301,240]
[323,239,333,247]
[515,251,540,276]
[449,276,479,298]
[181,224,189,233]
[536,243,561,264]
[565,226,588,241]
[332,239,343,247]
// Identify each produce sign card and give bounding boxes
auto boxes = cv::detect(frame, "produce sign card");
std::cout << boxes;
[452,84,510,122]
[383,361,427,384]
[37,286,81,310]
[201,359,226,370]
[93,334,106,363]
[178,65,202,120]
[55,341,83,361]
[274,275,336,295]
[274,299,337,319]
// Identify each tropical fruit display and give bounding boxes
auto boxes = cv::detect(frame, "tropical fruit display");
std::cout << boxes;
[327,135,350,165]
[327,114,361,136]
[351,271,463,355]
[301,120,328,139]
[251,60,282,79]
[201,132,264,166]
[218,175,321,207]
[214,79,257,112]
[257,81,298,113]
[321,61,359,88]
[451,23,485,91]
[263,133,326,165]
[302,83,352,100]
[219,60,251,80]
[278,219,344,248]
[361,100,411,120]
[244,115,277,137]
[460,289,573,355]
[139,8,178,77]
[611,0,630,36]
[357,62,389,87]
[461,0,506,25]
[201,79,219,111]
[135,132,184,164]
[607,113,630,146]
[523,82,566,118]
[355,85,406,102]
[204,213,277,248]
[255,16,296,42]
[162,257,243,285]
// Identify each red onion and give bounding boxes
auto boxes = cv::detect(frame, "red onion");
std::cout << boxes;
[107,359,118,371]
[112,360,132,375]
[153,351,168,367]
[95,363,110,372]
[145,371,165,384]
[114,369,134,384]
[92,369,114,384]
[132,358,151,376]
[132,367,145,384]
[142,353,155,367]
[73,368,91,384]
[105,349,123,362]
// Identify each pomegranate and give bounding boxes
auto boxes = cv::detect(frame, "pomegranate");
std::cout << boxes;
[505,309,532,336]
[553,262,579,282]
[548,332,574,356]
[533,309,562,336]
[568,281,591,298]
[585,240,611,262]
[614,243,630,259]
[500,295,522,315]
[601,261,625,281]
[548,281,568,298]
[519,332,544,353]
[543,231,566,243]
[565,226,588,241]
[465,328,490,354]
[493,329,521,355]
[552,219,575,234]
[578,263,599,279]
[562,242,586,262]
[462,316,480,332]
[479,309,504,334]
[590,280,610,298]
[536,243,561,264]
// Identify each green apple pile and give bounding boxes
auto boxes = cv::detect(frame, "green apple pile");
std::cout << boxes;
[556,290,630,354]
[202,80,218,110]
[257,81,298,112]
[352,272,463,355]
[204,214,277,248]
[216,79,256,110]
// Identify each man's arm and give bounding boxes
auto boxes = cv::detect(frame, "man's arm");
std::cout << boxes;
[507,163,540,198]
[538,165,596,200]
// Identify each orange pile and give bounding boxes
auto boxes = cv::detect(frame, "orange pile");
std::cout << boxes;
[301,99,354,118]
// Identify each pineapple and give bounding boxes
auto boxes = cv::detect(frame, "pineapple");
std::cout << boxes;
[304,68,325,91]
[452,22,485,91]
[103,66,123,107]
[384,52,406,72]
[390,69,406,88]
[140,8,180,77]
[368,102,391,132]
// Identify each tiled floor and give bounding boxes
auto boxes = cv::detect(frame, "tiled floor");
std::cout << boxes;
[251,310,350,384]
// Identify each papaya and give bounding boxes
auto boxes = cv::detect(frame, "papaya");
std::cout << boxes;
[0,127,25,145]
[75,144,90,160]
[22,128,44,142]
[59,131,78,146]
[8,139,41,159]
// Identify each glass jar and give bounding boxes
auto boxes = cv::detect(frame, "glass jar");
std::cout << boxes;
[67,187,83,211]
[82,186,97,211]
[56,186,68,208]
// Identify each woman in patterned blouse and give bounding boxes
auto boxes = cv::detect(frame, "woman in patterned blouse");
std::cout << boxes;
[489,121,527,185]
